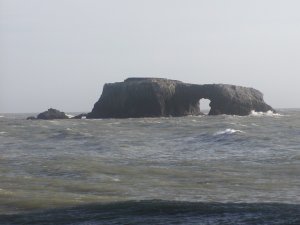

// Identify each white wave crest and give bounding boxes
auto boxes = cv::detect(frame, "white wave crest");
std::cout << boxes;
[66,114,75,118]
[250,110,282,117]
[214,128,244,136]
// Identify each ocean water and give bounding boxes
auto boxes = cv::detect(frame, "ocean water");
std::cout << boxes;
[0,109,299,225]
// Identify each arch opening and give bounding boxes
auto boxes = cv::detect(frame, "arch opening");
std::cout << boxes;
[199,98,211,115]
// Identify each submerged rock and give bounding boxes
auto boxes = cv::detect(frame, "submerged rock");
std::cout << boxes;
[87,78,275,118]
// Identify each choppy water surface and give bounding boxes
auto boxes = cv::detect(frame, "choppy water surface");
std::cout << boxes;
[0,110,299,224]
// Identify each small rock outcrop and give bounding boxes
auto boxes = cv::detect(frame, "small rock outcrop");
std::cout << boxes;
[27,108,69,120]
[87,78,275,118]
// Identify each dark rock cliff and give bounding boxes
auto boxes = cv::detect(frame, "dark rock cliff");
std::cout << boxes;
[87,78,275,118]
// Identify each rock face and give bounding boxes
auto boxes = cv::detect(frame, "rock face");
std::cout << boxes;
[36,108,69,120]
[87,78,275,118]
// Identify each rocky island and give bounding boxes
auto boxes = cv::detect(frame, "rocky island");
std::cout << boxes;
[87,78,275,118]
[27,78,275,119]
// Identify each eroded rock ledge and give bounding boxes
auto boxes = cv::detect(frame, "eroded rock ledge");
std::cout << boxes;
[87,78,275,118]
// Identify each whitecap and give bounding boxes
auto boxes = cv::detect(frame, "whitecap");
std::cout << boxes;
[112,177,120,182]
[108,122,121,125]
[152,121,161,124]
[0,131,7,135]
[48,120,60,124]
[250,110,282,117]
[214,128,244,136]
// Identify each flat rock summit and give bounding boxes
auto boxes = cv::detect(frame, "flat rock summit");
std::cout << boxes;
[87,78,275,118]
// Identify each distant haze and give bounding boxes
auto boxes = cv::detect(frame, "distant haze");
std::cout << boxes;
[1,0,300,113]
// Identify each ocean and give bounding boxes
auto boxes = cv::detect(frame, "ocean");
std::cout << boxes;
[0,109,299,225]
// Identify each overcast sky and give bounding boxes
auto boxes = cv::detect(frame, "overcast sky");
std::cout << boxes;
[1,0,300,113]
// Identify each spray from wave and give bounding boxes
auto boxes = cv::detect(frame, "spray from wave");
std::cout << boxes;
[65,114,75,118]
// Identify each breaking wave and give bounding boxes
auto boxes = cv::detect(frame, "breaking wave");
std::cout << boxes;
[250,110,282,117]
[66,114,75,118]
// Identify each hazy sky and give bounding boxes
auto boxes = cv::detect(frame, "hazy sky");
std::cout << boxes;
[1,0,300,113]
